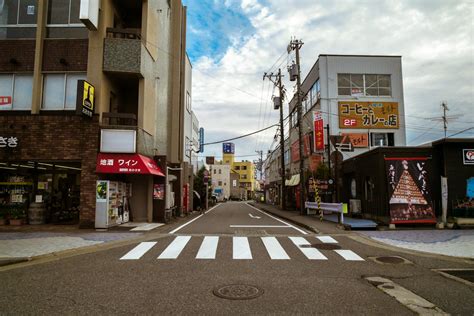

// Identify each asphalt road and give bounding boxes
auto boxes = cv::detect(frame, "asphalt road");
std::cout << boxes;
[1,201,474,315]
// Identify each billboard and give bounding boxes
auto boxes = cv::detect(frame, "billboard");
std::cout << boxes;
[385,157,436,224]
[313,111,324,152]
[223,142,235,154]
[339,101,399,129]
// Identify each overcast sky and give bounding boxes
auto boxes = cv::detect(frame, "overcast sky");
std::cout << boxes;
[183,0,473,161]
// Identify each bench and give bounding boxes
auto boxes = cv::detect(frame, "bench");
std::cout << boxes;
[305,201,345,224]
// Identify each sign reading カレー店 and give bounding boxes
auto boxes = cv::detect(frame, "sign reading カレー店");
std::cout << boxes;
[76,80,95,118]
[339,101,399,129]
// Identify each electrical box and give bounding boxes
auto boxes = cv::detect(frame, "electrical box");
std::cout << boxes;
[289,64,298,81]
[273,96,281,110]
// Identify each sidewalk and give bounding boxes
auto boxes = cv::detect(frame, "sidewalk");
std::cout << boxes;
[250,202,474,259]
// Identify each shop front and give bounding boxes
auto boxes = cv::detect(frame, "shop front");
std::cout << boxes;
[95,153,165,229]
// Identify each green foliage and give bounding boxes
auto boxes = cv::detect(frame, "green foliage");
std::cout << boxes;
[8,205,26,219]
[193,166,207,200]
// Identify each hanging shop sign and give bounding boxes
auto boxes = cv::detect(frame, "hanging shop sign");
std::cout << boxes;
[309,154,323,172]
[339,101,399,129]
[463,149,474,165]
[96,153,165,176]
[0,96,12,109]
[313,111,324,152]
[330,133,369,152]
[0,136,18,148]
[76,80,95,118]
[385,157,436,224]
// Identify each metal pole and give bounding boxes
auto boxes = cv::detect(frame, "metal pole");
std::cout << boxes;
[278,68,286,210]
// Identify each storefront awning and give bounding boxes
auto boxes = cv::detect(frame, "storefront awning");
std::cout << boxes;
[96,153,165,177]
[285,174,300,186]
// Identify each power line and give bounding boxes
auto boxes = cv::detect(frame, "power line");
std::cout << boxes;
[203,123,279,146]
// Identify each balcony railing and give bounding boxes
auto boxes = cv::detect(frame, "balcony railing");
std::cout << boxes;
[106,28,141,39]
[101,112,137,127]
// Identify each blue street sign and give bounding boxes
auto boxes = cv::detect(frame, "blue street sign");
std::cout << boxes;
[223,142,235,154]
[199,127,204,153]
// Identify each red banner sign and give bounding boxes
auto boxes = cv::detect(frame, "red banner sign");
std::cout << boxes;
[313,111,324,152]
[0,96,12,107]
[96,153,165,176]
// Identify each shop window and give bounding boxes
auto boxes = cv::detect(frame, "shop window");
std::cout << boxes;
[0,74,33,110]
[46,0,87,38]
[0,0,37,39]
[338,74,391,97]
[42,73,86,110]
[370,133,394,147]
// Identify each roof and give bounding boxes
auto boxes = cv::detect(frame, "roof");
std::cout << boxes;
[432,138,474,146]
[319,54,402,58]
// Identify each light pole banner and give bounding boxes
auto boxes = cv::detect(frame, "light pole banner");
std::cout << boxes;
[313,111,324,152]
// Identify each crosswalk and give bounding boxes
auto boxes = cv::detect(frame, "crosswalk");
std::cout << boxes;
[119,235,364,262]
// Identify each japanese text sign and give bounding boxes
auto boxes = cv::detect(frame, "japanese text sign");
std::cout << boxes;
[0,136,18,148]
[313,111,324,152]
[0,96,12,109]
[341,133,368,148]
[76,80,95,118]
[96,153,165,176]
[338,101,399,129]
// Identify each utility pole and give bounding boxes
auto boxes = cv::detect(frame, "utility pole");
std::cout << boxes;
[288,38,305,215]
[264,69,286,210]
[441,101,449,138]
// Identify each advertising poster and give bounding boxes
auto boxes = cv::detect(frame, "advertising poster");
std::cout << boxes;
[96,180,108,202]
[385,157,436,224]
[154,184,165,200]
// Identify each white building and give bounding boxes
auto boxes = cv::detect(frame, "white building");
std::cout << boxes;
[210,164,231,201]
[191,111,200,173]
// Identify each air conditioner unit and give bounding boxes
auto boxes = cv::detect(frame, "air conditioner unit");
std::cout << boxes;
[289,64,298,81]
[349,199,361,214]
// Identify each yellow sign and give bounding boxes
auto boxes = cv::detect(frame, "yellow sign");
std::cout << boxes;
[80,80,95,118]
[338,101,399,129]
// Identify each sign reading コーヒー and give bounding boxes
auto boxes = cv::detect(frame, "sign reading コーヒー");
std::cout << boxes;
[339,101,399,129]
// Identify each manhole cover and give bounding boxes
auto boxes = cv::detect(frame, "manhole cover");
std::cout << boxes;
[300,244,341,250]
[213,284,264,300]
[375,256,406,264]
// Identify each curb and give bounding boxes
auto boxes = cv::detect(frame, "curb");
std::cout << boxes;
[248,202,320,234]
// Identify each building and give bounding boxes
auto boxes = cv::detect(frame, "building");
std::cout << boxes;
[283,54,407,205]
[0,0,190,228]
[210,163,231,201]
[232,160,255,200]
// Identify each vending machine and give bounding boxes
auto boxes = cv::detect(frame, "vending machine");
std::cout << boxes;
[95,180,130,229]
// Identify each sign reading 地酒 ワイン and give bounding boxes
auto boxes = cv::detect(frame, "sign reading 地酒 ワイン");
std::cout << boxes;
[338,101,399,129]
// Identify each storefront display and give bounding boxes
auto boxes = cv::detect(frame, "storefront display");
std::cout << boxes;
[95,180,131,229]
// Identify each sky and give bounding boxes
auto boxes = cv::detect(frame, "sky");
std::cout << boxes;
[182,0,474,162]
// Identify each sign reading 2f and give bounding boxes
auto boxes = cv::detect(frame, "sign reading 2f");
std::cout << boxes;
[223,142,235,154]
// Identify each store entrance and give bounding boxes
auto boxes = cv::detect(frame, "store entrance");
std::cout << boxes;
[0,161,81,225]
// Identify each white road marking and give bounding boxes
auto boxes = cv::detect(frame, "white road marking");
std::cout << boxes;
[169,204,221,234]
[196,236,219,259]
[261,237,290,260]
[317,236,338,244]
[246,203,308,235]
[334,249,364,261]
[158,236,191,259]
[230,225,289,228]
[248,213,261,219]
[233,237,252,259]
[289,237,327,260]
[120,242,156,260]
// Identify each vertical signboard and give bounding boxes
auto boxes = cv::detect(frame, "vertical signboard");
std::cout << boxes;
[313,111,324,152]
[223,142,235,154]
[385,157,436,224]
[199,127,204,153]
[76,80,95,118]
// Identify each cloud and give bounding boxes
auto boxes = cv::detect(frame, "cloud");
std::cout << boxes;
[188,0,473,158]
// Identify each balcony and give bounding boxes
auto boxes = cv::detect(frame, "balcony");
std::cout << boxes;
[102,28,153,78]
[100,113,154,157]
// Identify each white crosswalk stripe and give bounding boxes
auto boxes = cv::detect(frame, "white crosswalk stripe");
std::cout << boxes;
[158,236,191,259]
[261,237,290,260]
[120,236,365,262]
[289,236,328,260]
[196,236,219,259]
[120,242,156,260]
[233,237,252,259]
[316,236,338,244]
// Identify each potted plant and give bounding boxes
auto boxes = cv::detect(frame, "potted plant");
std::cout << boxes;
[8,206,26,226]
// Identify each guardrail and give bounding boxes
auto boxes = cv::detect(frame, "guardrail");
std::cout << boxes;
[305,201,344,224]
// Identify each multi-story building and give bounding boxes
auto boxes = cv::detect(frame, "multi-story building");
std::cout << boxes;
[0,0,190,228]
[232,160,255,199]
[265,54,406,207]
[210,163,230,201]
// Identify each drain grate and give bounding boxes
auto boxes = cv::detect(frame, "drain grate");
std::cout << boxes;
[213,284,264,300]
[300,244,341,250]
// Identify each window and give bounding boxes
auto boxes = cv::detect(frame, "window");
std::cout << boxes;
[42,73,86,110]
[235,166,240,170]
[186,91,191,113]
[310,80,320,106]
[0,74,33,110]
[241,174,247,180]
[338,74,391,97]
[213,169,216,174]
[0,0,38,39]
[46,0,87,38]
[218,181,222,186]
[218,169,221,174]
[242,166,247,170]
[370,133,394,147]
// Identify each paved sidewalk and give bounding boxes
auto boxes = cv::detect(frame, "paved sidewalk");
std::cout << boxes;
[251,202,474,259]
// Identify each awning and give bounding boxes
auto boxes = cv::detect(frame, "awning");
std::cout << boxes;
[96,153,165,177]
[285,174,300,186]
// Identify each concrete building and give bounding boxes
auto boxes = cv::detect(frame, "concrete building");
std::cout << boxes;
[210,163,231,201]
[232,160,255,200]
[0,0,191,227]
